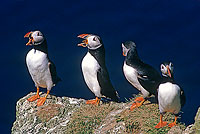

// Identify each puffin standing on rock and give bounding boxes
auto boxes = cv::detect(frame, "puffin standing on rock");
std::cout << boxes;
[155,62,185,128]
[78,34,119,105]
[122,41,161,111]
[25,30,61,106]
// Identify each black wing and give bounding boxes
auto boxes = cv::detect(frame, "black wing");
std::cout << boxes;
[48,60,61,85]
[180,87,186,107]
[97,66,119,102]
[137,64,161,96]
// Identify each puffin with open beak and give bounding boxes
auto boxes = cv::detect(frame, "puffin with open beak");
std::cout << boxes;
[122,41,161,111]
[25,30,61,106]
[155,62,185,128]
[78,34,119,105]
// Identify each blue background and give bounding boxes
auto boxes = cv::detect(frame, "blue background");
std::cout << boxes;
[1,0,200,133]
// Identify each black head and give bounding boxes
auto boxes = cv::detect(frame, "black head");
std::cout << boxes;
[122,41,136,56]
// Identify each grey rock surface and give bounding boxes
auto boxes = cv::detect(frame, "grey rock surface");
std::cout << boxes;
[12,93,199,134]
[12,92,85,134]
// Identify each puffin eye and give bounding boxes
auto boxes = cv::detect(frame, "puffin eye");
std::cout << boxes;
[37,32,42,36]
[170,62,173,67]
[93,37,96,41]
[161,65,165,69]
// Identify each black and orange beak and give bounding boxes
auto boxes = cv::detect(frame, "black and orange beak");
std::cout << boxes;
[166,65,172,78]
[24,31,33,46]
[77,34,90,47]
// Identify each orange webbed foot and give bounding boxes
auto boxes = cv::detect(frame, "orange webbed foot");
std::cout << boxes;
[135,97,144,102]
[86,100,97,104]
[37,97,47,106]
[130,97,145,111]
[168,122,176,128]
[130,102,139,111]
[86,97,100,105]
[168,116,177,128]
[27,94,40,102]
[155,121,167,128]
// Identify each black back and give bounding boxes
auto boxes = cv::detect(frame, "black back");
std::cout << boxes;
[125,47,161,96]
[89,46,119,102]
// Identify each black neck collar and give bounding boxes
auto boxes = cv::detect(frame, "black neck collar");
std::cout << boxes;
[33,39,48,54]
[161,76,175,83]
[88,45,105,66]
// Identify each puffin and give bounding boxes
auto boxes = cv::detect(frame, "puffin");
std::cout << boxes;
[24,30,61,106]
[155,62,185,128]
[122,41,161,110]
[78,34,119,105]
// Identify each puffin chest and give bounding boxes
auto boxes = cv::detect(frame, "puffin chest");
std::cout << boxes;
[158,82,181,113]
[26,49,50,87]
[82,52,100,77]
[81,52,101,96]
[26,49,49,71]
[123,63,144,91]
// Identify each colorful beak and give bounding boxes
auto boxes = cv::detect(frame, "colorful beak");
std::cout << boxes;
[77,34,90,47]
[77,34,90,39]
[166,65,172,78]
[24,32,33,46]
[122,52,126,56]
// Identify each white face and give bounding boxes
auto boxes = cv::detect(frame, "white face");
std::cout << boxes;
[122,43,130,56]
[31,31,44,45]
[87,35,102,50]
[160,62,174,77]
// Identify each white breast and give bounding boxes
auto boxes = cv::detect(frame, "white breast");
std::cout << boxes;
[26,49,53,90]
[81,52,101,97]
[123,63,149,97]
[158,82,181,114]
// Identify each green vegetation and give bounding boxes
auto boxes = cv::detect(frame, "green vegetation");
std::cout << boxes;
[64,97,186,133]
[66,103,115,133]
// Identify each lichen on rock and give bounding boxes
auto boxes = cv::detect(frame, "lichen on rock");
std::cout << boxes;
[12,93,199,134]
[12,92,85,134]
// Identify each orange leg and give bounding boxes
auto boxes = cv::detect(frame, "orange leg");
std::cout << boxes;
[27,87,40,102]
[155,114,167,128]
[37,90,50,106]
[86,97,100,105]
[168,116,177,128]
[130,97,145,111]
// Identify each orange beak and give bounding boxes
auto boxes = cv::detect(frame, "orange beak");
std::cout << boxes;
[122,52,126,56]
[24,32,33,46]
[77,34,90,47]
[77,34,90,39]
[166,65,172,78]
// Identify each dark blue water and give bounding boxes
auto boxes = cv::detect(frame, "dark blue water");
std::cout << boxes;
[1,0,200,133]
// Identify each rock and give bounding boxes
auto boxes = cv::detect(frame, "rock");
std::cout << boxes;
[193,107,200,134]
[183,124,194,134]
[168,126,183,134]
[11,92,85,134]
[182,107,200,134]
[13,93,198,134]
